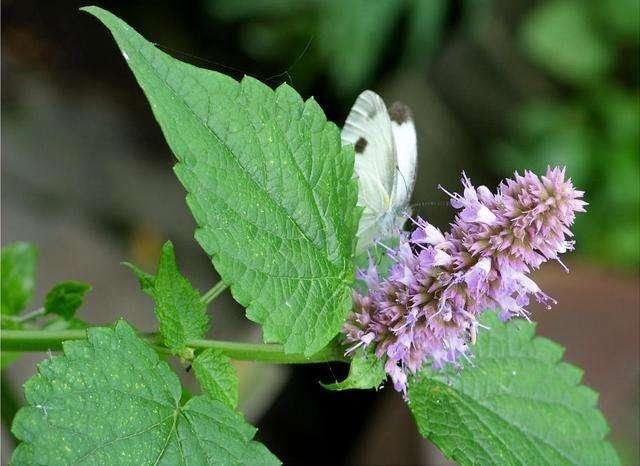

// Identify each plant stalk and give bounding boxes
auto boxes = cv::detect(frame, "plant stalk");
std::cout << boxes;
[0,329,347,364]
[201,282,228,305]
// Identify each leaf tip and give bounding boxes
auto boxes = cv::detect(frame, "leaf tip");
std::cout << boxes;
[160,240,175,254]
[79,5,103,17]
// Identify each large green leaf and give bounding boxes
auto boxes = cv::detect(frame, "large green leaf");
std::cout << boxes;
[11,321,279,465]
[408,312,619,466]
[1,242,37,316]
[84,6,359,356]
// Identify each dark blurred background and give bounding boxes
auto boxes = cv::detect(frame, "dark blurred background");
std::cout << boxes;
[2,0,638,464]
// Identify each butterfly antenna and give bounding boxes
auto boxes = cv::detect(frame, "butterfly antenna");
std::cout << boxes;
[375,240,396,256]
[395,167,410,201]
[153,42,249,77]
[368,248,383,266]
[265,35,314,84]
[325,362,339,386]
[408,200,451,212]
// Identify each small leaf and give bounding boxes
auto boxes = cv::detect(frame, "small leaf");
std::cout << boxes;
[192,348,239,409]
[122,261,155,296]
[1,242,37,316]
[11,321,279,465]
[322,347,385,391]
[44,281,92,320]
[408,312,620,466]
[154,241,209,354]
[84,6,360,356]
[135,241,209,355]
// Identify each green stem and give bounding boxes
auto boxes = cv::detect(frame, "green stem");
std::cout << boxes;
[200,282,228,305]
[0,329,347,364]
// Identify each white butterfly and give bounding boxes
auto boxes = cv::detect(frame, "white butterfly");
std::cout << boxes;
[342,90,418,255]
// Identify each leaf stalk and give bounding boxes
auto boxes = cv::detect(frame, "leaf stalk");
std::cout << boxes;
[0,328,348,364]
[201,282,228,305]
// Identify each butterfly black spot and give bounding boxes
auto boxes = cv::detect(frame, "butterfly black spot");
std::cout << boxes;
[388,102,412,124]
[355,137,368,153]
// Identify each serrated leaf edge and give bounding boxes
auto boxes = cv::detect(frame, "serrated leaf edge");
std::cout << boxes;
[408,314,619,466]
[81,6,361,357]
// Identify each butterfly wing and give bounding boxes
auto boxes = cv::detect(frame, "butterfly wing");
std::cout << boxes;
[388,102,418,211]
[342,91,397,253]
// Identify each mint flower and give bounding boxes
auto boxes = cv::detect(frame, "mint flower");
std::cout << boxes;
[343,167,586,394]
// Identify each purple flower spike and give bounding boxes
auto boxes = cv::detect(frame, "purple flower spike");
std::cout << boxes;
[343,167,586,395]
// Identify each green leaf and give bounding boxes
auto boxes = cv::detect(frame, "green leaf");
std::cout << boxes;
[122,261,155,296]
[44,281,91,320]
[153,242,209,355]
[408,312,620,466]
[1,242,37,316]
[132,241,209,356]
[11,321,280,466]
[192,348,239,410]
[322,348,385,391]
[84,7,360,356]
[319,0,404,95]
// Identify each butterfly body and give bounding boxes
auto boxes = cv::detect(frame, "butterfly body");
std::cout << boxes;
[342,91,418,254]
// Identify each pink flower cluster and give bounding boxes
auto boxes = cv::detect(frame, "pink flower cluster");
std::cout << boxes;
[343,167,586,394]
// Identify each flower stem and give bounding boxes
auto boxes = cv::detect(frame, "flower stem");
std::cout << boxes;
[201,282,228,305]
[0,329,347,364]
